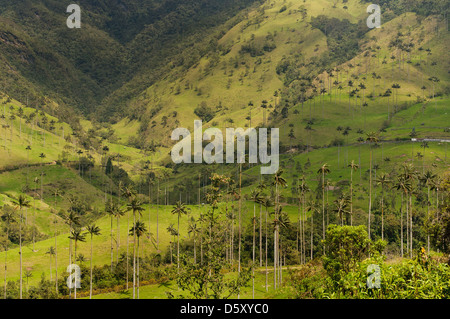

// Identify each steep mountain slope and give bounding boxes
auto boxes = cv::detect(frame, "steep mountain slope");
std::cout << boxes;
[114,0,449,152]
[0,0,261,116]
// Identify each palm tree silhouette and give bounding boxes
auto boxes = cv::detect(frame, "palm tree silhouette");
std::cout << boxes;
[167,224,178,265]
[105,200,117,271]
[129,221,148,299]
[366,132,380,239]
[272,169,286,289]
[68,228,86,299]
[188,219,200,264]
[317,163,330,248]
[2,207,16,299]
[126,196,144,299]
[250,189,263,299]
[86,224,101,299]
[420,170,436,254]
[297,177,310,264]
[64,210,81,298]
[376,173,391,240]
[256,180,267,267]
[333,194,350,226]
[171,201,190,274]
[348,160,359,226]
[262,196,273,292]
[420,141,429,173]
[44,246,56,284]
[12,195,31,299]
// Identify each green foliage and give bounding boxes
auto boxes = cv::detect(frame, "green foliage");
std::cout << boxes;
[105,158,113,176]
[291,236,450,299]
[310,15,365,65]
[322,225,386,281]
[194,102,215,123]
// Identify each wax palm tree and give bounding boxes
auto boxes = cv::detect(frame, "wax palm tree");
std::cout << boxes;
[376,173,391,241]
[297,177,310,264]
[305,201,319,260]
[420,170,437,254]
[394,175,410,257]
[272,169,287,289]
[113,203,125,265]
[333,194,350,225]
[188,220,200,264]
[68,229,86,299]
[105,200,118,271]
[24,270,32,298]
[401,163,417,258]
[238,163,242,276]
[1,207,15,299]
[126,196,144,299]
[51,217,59,295]
[129,221,148,299]
[317,163,330,248]
[197,213,206,265]
[64,210,81,266]
[86,224,101,299]
[342,128,351,167]
[12,195,31,299]
[250,189,264,299]
[256,180,267,267]
[272,208,291,287]
[336,126,343,166]
[38,152,46,200]
[171,201,191,273]
[421,141,429,173]
[45,246,56,281]
[348,160,359,226]
[167,224,178,265]
[366,132,379,239]
[262,196,273,292]
[358,82,367,108]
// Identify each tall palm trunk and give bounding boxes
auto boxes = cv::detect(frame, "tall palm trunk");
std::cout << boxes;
[177,213,180,274]
[137,237,140,299]
[110,215,113,272]
[400,192,404,257]
[74,241,78,299]
[126,211,130,290]
[116,215,120,265]
[259,202,262,268]
[350,168,354,226]
[238,164,242,269]
[298,199,302,263]
[322,170,325,254]
[409,194,413,258]
[427,185,430,253]
[19,208,23,299]
[274,183,278,290]
[381,188,384,241]
[54,219,58,295]
[133,211,136,299]
[252,203,256,299]
[4,227,9,299]
[368,148,373,240]
[69,227,72,299]
[310,207,314,260]
[193,235,196,264]
[157,180,160,250]
[265,204,268,292]
[90,234,94,299]
[406,192,409,256]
